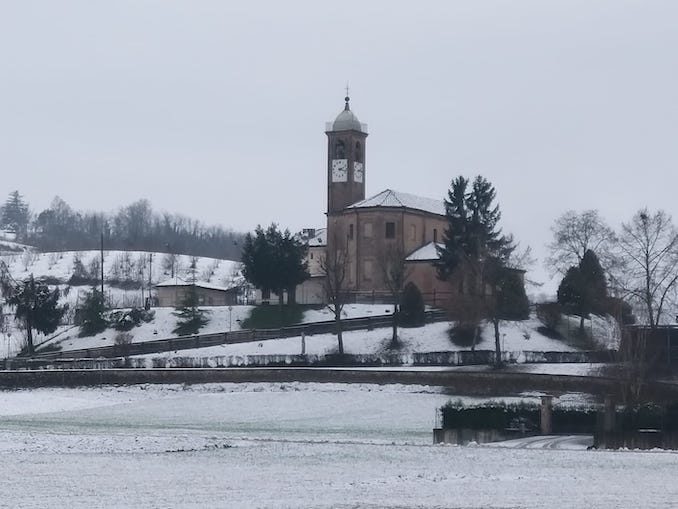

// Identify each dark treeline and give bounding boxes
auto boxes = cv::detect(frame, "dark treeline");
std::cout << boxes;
[1,193,244,260]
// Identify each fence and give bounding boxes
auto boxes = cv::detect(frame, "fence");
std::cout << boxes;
[5,349,614,371]
[32,310,448,360]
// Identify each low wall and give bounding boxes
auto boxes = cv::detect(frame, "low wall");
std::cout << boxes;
[1,368,678,402]
[433,427,534,445]
[594,430,678,450]
[5,349,615,371]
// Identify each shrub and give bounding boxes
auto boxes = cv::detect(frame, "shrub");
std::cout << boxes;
[114,331,133,356]
[448,321,481,348]
[399,283,426,327]
[110,307,155,331]
[604,296,636,325]
[240,304,305,329]
[536,302,562,331]
[78,289,108,337]
[441,400,598,434]
[114,331,133,345]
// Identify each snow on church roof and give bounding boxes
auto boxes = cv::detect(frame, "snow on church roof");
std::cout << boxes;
[405,242,444,262]
[346,189,446,216]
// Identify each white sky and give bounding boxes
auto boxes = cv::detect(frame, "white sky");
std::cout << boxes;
[1,1,677,294]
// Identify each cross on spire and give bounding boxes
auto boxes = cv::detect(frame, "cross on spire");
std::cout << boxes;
[344,82,350,110]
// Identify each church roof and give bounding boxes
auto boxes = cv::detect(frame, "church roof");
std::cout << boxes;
[405,242,444,262]
[346,189,446,216]
[327,96,367,133]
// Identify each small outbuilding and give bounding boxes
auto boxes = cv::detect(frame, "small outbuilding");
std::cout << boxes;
[155,279,239,307]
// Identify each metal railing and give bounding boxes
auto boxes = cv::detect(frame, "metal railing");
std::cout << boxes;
[31,310,448,360]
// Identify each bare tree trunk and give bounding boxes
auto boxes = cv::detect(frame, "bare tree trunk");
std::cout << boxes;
[390,303,399,349]
[335,309,344,355]
[579,315,585,337]
[25,318,34,356]
[493,318,501,367]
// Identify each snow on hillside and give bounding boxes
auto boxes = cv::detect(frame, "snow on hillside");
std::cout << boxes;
[140,314,583,359]
[0,249,242,310]
[0,249,241,289]
[0,249,241,356]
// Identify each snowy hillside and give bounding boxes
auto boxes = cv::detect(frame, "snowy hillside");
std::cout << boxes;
[0,249,242,356]
[1,249,242,307]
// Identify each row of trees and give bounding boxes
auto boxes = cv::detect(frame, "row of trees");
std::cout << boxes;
[548,208,678,330]
[0,192,244,259]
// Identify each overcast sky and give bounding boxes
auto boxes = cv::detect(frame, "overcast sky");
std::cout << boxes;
[1,1,677,294]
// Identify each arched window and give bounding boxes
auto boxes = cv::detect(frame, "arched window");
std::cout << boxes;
[355,141,363,163]
[334,140,345,159]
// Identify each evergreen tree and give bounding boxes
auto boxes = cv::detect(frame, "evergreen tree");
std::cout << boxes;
[579,249,608,314]
[78,289,108,337]
[1,191,30,240]
[242,224,309,305]
[436,175,522,366]
[399,282,426,327]
[7,275,66,355]
[69,255,90,285]
[494,267,530,321]
[557,249,608,335]
[172,284,209,335]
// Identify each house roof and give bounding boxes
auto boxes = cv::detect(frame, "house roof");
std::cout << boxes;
[155,278,238,292]
[308,228,327,247]
[346,189,446,216]
[405,242,444,262]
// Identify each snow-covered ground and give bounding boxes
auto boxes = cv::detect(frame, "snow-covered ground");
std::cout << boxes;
[140,315,586,360]
[0,382,676,508]
[0,249,242,355]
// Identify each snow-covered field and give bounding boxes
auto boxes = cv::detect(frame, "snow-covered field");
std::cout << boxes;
[1,382,677,508]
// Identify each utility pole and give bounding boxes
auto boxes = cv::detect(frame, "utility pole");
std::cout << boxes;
[100,232,105,297]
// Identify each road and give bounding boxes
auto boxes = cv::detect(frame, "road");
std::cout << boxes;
[493,434,594,450]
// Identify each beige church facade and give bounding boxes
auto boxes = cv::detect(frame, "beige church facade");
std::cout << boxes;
[297,96,459,307]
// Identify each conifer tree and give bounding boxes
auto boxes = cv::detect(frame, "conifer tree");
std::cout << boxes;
[7,275,66,355]
[1,191,30,240]
[557,249,607,335]
[78,288,108,337]
[437,175,522,366]
[173,258,209,335]
[242,224,309,305]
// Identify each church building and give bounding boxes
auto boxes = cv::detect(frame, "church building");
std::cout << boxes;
[299,95,455,306]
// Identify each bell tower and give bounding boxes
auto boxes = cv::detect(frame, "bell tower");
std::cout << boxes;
[326,95,368,215]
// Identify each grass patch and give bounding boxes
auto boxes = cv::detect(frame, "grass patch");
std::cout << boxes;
[241,304,319,329]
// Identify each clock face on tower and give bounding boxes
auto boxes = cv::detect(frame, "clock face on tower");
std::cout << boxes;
[353,162,364,183]
[331,159,348,182]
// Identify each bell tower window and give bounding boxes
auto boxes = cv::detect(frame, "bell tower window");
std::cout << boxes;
[334,140,346,159]
[355,141,363,163]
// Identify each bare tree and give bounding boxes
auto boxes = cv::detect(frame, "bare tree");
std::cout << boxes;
[613,209,678,328]
[319,240,350,355]
[546,209,617,276]
[378,245,411,348]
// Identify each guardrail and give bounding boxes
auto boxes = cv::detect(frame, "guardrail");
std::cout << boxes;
[32,310,448,360]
